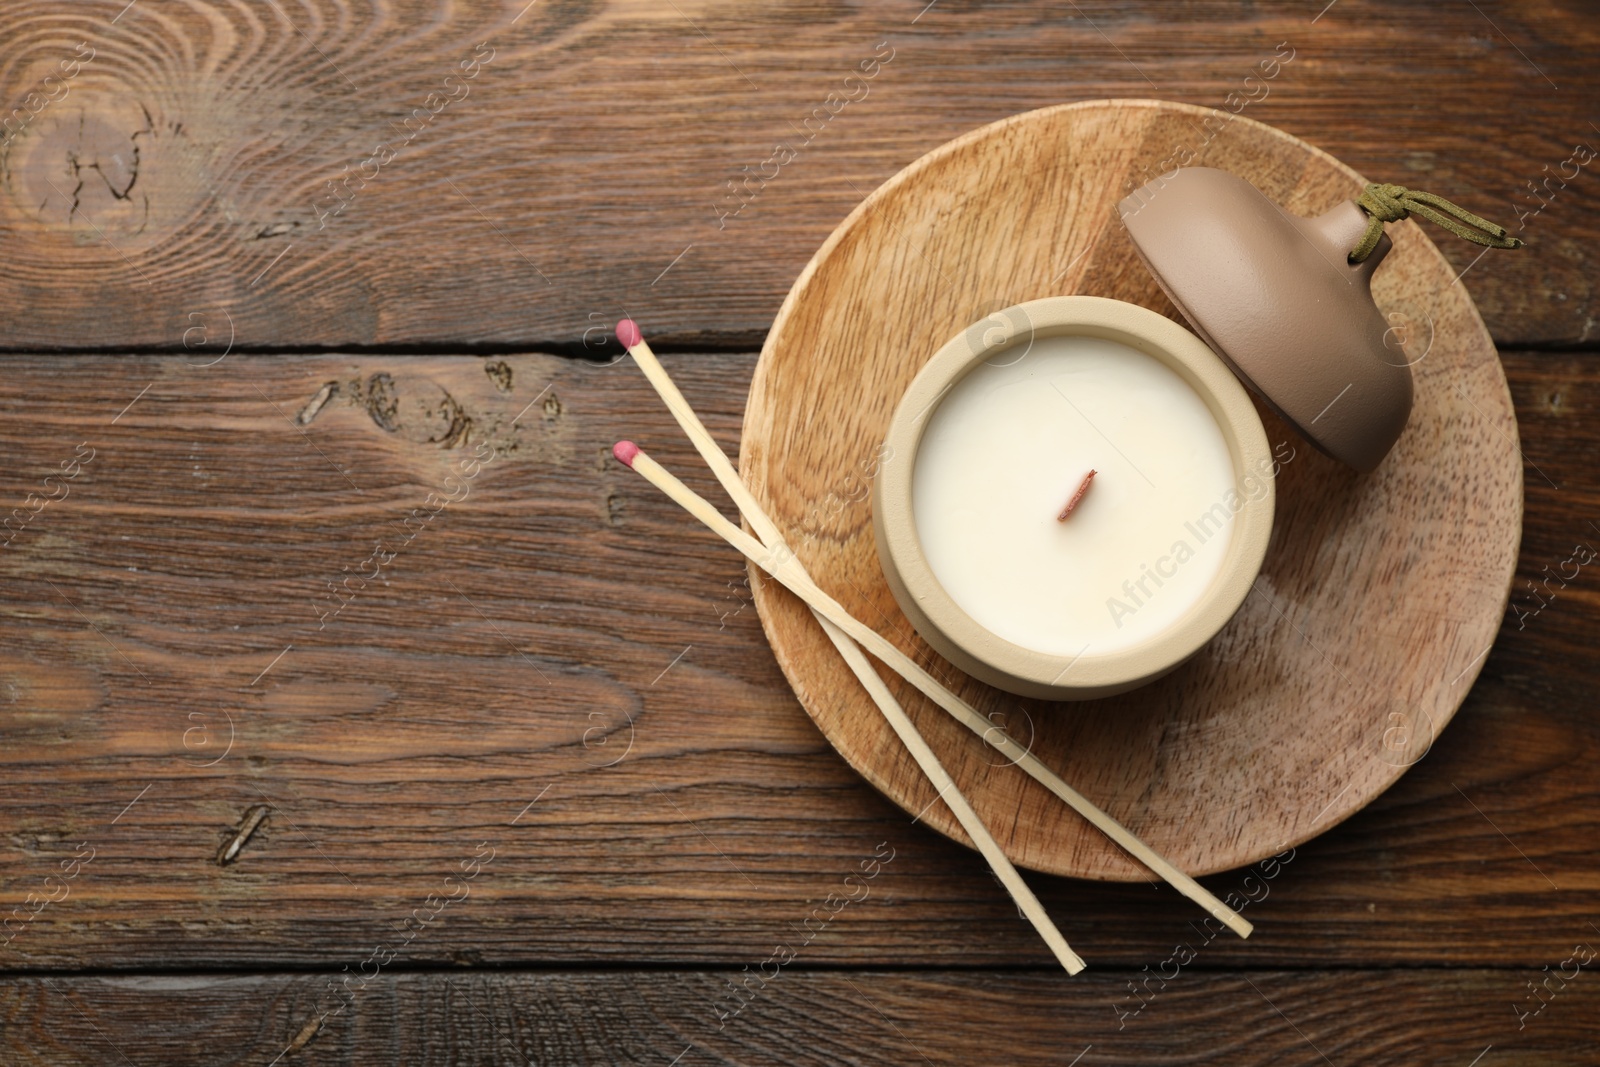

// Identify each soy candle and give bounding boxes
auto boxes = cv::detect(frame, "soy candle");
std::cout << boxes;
[912,333,1237,657]
[873,296,1274,700]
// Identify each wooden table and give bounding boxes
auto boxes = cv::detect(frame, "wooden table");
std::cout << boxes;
[2,1,1597,1062]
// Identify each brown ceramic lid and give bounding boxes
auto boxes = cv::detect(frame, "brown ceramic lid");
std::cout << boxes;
[1118,167,1411,472]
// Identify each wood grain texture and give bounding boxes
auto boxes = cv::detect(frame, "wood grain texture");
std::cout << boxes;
[742,99,1522,881]
[0,350,1593,975]
[2,1,1596,1059]
[4,968,1600,1066]
[0,0,1596,351]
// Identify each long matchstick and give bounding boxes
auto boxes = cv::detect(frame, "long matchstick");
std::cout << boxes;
[614,321,1249,939]
[614,430,1251,940]
[614,329,1084,973]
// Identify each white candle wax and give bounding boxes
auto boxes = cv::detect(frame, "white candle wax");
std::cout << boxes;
[912,334,1239,657]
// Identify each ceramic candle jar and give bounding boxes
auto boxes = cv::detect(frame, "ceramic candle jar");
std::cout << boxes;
[873,296,1275,700]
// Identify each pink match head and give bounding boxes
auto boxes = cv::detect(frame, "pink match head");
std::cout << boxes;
[615,319,642,349]
[612,440,640,467]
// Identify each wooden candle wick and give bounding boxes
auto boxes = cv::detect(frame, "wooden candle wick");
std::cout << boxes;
[613,321,1252,944]
[1057,469,1096,522]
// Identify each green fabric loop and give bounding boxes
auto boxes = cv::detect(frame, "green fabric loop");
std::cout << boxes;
[1349,182,1524,263]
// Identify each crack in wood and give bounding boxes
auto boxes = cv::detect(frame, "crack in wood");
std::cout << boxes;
[217,804,271,866]
[296,381,338,425]
[484,360,513,393]
[283,1012,321,1057]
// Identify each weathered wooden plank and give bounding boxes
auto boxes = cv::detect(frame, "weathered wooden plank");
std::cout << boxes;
[0,0,1594,350]
[3,968,1598,1065]
[0,350,1594,974]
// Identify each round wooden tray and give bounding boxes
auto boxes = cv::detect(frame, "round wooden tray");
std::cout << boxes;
[739,100,1522,881]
